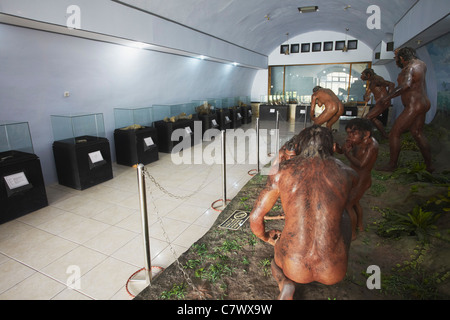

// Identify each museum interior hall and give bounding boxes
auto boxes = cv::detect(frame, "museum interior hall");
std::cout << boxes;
[0,0,449,300]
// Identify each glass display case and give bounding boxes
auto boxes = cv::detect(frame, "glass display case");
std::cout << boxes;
[192,100,219,133]
[51,113,113,190]
[153,104,197,153]
[114,106,154,129]
[220,97,242,129]
[213,99,232,131]
[295,104,311,125]
[237,96,252,124]
[51,113,105,144]
[113,107,159,167]
[207,99,222,109]
[0,121,48,224]
[0,121,35,154]
[259,104,290,122]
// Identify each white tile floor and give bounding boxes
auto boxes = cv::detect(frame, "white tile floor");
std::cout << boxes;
[0,120,299,300]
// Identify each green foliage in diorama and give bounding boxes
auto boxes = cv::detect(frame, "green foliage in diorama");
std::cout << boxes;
[160,283,187,300]
[371,186,450,243]
[379,244,450,299]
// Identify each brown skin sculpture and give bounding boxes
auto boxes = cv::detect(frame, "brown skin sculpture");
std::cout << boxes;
[250,125,358,300]
[378,47,434,173]
[310,86,344,130]
[335,118,379,239]
[360,68,395,138]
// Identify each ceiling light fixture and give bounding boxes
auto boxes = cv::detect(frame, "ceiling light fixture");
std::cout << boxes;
[342,28,349,52]
[298,6,319,13]
[285,33,290,55]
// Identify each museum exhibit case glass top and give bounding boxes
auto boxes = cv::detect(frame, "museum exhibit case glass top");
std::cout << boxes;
[0,121,34,154]
[221,98,233,109]
[207,98,222,109]
[114,107,154,129]
[152,103,197,121]
[51,113,106,143]
[192,99,216,114]
[237,96,251,106]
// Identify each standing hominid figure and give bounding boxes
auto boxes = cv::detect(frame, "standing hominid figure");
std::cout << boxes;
[360,68,395,138]
[310,86,344,131]
[378,47,433,173]
[250,125,358,300]
[335,118,379,239]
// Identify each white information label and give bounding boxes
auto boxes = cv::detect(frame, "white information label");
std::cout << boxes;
[237,113,242,119]
[185,126,193,134]
[212,119,218,126]
[4,172,29,190]
[300,110,306,114]
[270,109,275,113]
[88,151,104,163]
[144,137,154,146]
[225,116,230,122]
[346,111,352,115]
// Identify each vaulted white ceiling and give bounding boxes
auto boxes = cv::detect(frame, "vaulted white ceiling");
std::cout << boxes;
[113,0,417,55]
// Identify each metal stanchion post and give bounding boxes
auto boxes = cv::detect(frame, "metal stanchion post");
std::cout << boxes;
[221,130,227,207]
[137,164,152,286]
[257,118,260,173]
[126,164,156,297]
[276,111,280,154]
[304,105,307,128]
[211,130,230,211]
[248,117,260,176]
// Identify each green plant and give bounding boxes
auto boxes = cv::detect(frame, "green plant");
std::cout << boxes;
[379,244,450,299]
[391,162,449,184]
[372,205,441,243]
[369,183,387,196]
[219,239,243,253]
[239,196,251,211]
[160,283,187,300]
[195,260,235,283]
[408,206,440,242]
[259,258,272,277]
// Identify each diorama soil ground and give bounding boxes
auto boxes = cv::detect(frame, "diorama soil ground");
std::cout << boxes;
[136,114,450,301]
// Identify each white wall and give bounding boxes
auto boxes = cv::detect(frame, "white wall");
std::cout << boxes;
[0,0,267,69]
[251,30,390,101]
[0,24,257,185]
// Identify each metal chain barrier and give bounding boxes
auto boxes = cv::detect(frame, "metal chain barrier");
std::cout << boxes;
[141,162,217,299]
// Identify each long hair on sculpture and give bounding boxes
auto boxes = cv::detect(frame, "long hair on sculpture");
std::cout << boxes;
[295,125,334,159]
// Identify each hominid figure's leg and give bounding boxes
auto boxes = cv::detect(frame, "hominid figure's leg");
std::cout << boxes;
[271,259,296,300]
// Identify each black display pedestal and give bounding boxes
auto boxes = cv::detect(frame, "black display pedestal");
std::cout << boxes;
[216,109,232,131]
[197,114,220,133]
[228,107,242,129]
[114,127,159,167]
[343,105,358,117]
[0,150,48,224]
[259,104,290,121]
[52,136,113,190]
[295,105,311,123]
[240,105,252,124]
[154,119,197,153]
